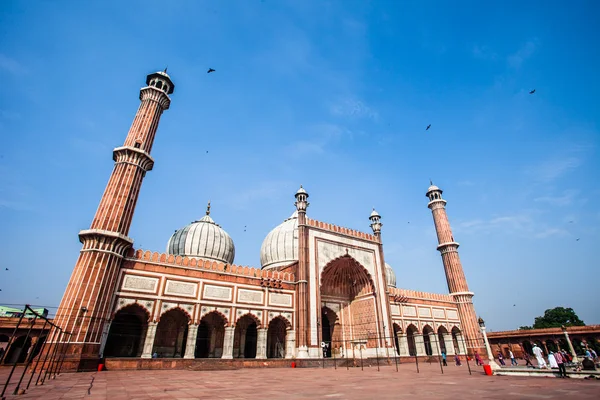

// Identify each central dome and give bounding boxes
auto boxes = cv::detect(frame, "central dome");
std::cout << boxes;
[260,211,298,270]
[167,204,235,264]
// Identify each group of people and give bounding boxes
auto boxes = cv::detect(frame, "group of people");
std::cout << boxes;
[440,351,463,366]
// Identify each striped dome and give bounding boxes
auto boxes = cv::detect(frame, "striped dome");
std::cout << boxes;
[385,263,396,288]
[260,211,298,270]
[167,212,235,264]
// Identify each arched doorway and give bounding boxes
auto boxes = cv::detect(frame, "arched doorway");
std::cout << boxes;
[320,255,377,349]
[104,304,149,357]
[267,317,288,358]
[451,327,462,354]
[406,324,418,356]
[522,340,533,355]
[321,307,339,358]
[233,315,258,359]
[0,334,9,362]
[546,340,558,353]
[423,325,434,356]
[3,336,31,364]
[195,312,226,358]
[393,324,402,355]
[28,335,47,362]
[438,326,448,354]
[153,308,189,358]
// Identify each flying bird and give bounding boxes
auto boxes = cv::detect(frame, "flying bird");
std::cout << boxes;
[529,89,536,94]
[569,221,573,223]
[207,68,215,73]
[576,238,580,241]
[4,268,7,271]
[426,124,431,131]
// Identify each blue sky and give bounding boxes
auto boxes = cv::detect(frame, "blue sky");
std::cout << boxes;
[0,0,598,331]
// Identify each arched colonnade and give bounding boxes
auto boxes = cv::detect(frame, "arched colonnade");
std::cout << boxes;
[103,304,295,360]
[392,323,466,357]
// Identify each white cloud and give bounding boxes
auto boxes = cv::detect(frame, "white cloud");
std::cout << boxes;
[534,190,579,207]
[0,54,26,75]
[472,44,497,60]
[526,157,582,182]
[330,97,378,121]
[507,39,539,69]
[285,123,352,158]
[226,180,295,210]
[534,228,569,239]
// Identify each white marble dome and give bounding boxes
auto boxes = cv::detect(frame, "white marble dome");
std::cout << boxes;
[385,263,396,288]
[167,210,235,264]
[260,211,298,270]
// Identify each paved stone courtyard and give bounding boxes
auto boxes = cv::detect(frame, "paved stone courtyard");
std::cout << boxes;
[2,363,599,399]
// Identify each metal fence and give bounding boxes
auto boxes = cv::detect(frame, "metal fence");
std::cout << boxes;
[1,304,71,399]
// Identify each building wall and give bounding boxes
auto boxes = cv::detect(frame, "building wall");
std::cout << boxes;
[113,250,295,330]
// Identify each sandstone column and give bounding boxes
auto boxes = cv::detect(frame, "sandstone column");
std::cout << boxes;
[443,334,455,356]
[221,327,235,359]
[141,322,158,358]
[256,328,268,359]
[285,330,296,359]
[184,324,198,359]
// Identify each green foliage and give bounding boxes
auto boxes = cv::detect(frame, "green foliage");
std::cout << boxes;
[518,326,533,330]
[532,307,585,329]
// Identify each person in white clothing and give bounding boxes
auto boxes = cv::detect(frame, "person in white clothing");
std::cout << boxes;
[548,351,559,368]
[532,344,547,369]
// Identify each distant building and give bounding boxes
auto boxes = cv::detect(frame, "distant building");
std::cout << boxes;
[45,70,485,371]
[0,306,48,319]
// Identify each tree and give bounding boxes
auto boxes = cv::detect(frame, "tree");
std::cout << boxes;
[518,326,533,330]
[532,307,585,329]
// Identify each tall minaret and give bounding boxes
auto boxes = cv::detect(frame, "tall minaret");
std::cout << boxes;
[426,182,483,355]
[53,70,174,369]
[294,185,310,358]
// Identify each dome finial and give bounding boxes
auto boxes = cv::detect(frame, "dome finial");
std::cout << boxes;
[206,200,211,215]
[164,66,168,73]
[430,179,433,186]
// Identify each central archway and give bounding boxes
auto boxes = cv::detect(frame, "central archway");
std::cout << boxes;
[195,311,226,358]
[233,315,259,358]
[320,254,378,352]
[153,308,189,358]
[104,304,148,358]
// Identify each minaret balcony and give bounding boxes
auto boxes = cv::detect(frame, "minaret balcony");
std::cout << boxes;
[113,146,155,172]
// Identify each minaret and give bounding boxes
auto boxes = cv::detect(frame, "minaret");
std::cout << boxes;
[294,185,310,358]
[369,209,395,348]
[426,182,483,356]
[53,70,174,369]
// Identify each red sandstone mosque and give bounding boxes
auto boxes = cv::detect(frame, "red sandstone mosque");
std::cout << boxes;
[52,70,485,370]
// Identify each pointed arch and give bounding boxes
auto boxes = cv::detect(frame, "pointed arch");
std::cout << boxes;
[112,302,151,322]
[105,304,149,357]
[406,324,419,356]
[320,254,375,299]
[200,309,229,327]
[267,313,292,329]
[235,312,261,328]
[158,305,192,323]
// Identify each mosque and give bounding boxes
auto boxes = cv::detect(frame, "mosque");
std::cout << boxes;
[52,70,485,370]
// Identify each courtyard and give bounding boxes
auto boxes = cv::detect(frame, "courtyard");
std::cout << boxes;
[2,362,599,400]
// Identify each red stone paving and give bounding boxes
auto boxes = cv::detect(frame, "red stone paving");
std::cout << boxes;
[2,363,600,399]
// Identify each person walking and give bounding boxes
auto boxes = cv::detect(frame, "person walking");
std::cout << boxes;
[523,352,534,367]
[454,354,462,366]
[441,351,447,366]
[509,350,518,366]
[554,351,567,378]
[532,344,547,369]
[497,351,506,366]
[474,352,483,366]
[548,351,559,368]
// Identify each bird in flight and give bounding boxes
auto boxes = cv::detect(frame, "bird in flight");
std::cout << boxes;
[4,268,7,271]
[426,124,431,131]
[529,89,536,94]
[207,68,215,73]
[576,238,580,241]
